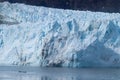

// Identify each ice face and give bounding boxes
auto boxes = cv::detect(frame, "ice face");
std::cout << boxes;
[0,2,120,67]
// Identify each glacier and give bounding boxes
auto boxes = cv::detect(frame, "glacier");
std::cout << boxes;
[1,2,120,67]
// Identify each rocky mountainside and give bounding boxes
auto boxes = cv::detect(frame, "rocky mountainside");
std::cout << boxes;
[1,0,120,12]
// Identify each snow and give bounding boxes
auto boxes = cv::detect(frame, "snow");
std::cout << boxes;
[0,2,120,67]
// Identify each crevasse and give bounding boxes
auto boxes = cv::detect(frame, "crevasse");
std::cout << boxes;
[0,2,120,67]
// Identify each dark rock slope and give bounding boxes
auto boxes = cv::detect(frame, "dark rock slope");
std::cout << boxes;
[1,0,120,13]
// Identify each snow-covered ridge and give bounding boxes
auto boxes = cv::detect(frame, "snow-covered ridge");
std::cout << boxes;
[0,2,120,67]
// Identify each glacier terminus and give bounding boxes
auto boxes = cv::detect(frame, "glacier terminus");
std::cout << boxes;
[0,2,120,68]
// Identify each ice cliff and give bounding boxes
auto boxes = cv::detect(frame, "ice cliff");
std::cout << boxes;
[0,2,120,67]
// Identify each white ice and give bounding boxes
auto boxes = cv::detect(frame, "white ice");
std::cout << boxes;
[0,2,120,67]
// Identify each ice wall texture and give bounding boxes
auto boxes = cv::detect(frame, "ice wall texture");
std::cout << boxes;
[1,2,120,67]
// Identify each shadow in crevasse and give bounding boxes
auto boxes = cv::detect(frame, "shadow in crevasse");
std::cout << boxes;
[75,40,120,68]
[0,14,19,25]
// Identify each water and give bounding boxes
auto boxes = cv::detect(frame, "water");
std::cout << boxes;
[0,66,119,80]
